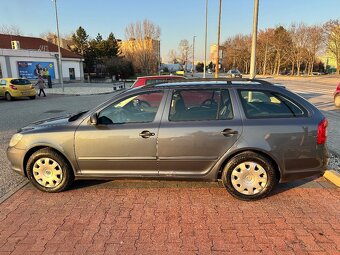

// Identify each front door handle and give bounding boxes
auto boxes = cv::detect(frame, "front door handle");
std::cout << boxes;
[221,128,238,137]
[139,130,155,138]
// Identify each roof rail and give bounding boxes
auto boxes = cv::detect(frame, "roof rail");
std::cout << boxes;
[144,77,273,87]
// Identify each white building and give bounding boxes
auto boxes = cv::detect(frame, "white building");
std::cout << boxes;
[0,34,84,82]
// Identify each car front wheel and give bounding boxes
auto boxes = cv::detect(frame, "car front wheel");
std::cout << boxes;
[222,151,278,200]
[26,148,74,192]
[335,95,340,107]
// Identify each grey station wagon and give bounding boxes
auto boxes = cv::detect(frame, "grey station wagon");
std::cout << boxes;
[7,79,329,200]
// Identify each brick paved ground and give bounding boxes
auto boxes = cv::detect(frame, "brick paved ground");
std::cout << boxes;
[0,177,339,255]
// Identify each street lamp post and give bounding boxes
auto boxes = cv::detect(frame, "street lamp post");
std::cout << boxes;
[203,0,208,78]
[53,0,64,91]
[215,0,222,78]
[249,0,259,79]
[192,35,196,76]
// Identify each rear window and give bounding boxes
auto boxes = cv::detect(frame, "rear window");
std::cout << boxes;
[238,90,307,118]
[10,79,31,85]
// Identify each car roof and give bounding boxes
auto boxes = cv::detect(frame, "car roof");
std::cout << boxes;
[137,75,183,79]
[143,78,275,88]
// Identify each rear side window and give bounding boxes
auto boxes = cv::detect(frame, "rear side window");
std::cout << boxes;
[0,80,6,85]
[238,90,307,118]
[169,89,233,121]
[10,79,31,85]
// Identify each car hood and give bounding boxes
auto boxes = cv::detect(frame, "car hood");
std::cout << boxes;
[18,112,86,133]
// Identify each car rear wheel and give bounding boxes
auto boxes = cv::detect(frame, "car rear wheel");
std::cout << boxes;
[5,92,12,101]
[26,148,74,192]
[222,151,277,200]
[335,95,340,107]
[29,96,36,100]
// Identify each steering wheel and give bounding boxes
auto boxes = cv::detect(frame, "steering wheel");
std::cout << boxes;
[201,99,217,107]
[115,108,129,123]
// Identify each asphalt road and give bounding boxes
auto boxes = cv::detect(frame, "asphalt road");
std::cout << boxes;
[0,79,339,199]
[0,93,114,198]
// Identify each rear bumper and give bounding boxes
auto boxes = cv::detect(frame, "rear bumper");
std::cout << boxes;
[280,146,329,183]
[7,146,26,176]
[11,89,36,97]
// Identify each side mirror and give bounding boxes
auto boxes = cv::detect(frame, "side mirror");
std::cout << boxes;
[89,113,98,125]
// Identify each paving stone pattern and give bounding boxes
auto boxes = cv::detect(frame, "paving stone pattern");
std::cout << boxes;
[0,177,339,255]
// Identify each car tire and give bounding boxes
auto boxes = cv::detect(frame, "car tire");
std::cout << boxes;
[29,96,36,100]
[222,151,278,201]
[335,95,340,107]
[26,148,74,192]
[5,92,12,101]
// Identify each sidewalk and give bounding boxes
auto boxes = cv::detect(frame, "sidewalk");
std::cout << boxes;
[44,82,133,96]
[0,177,338,254]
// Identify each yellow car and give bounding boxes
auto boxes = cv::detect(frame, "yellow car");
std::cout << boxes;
[0,78,36,101]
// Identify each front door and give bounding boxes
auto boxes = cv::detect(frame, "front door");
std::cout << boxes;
[69,68,75,80]
[75,90,166,176]
[157,88,243,176]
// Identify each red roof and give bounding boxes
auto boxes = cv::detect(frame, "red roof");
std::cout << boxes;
[0,34,82,59]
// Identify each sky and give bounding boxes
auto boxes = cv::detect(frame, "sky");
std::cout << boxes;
[0,0,339,62]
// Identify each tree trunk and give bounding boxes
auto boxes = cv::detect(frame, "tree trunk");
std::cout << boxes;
[291,62,295,75]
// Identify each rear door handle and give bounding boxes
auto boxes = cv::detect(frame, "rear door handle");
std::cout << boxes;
[221,128,238,136]
[139,130,155,138]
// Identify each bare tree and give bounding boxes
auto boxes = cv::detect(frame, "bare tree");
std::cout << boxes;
[305,25,323,75]
[0,25,22,35]
[123,19,161,74]
[178,40,192,71]
[167,49,179,64]
[323,19,340,74]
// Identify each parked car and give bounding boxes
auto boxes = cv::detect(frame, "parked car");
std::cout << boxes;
[0,78,36,101]
[7,79,328,200]
[225,69,242,78]
[132,75,184,88]
[334,82,340,107]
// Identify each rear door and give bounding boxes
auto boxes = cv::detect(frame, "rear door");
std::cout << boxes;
[157,88,243,176]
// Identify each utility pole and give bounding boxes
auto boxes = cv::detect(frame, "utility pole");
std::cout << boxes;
[203,0,208,78]
[53,0,64,91]
[192,35,196,76]
[215,0,222,78]
[249,0,259,79]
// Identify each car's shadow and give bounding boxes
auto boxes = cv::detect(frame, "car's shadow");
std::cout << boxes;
[67,175,332,199]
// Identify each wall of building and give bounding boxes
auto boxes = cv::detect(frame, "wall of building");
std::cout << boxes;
[0,49,83,81]
[0,56,8,78]
[61,60,82,81]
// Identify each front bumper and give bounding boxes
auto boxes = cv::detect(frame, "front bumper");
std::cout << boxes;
[7,146,26,176]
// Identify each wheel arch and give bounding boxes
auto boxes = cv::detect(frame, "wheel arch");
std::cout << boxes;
[216,148,282,181]
[23,146,76,177]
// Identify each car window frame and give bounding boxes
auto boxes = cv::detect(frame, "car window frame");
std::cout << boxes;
[96,89,167,125]
[237,88,308,119]
[167,88,234,122]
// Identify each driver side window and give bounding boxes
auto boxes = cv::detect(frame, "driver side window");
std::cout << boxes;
[97,91,164,124]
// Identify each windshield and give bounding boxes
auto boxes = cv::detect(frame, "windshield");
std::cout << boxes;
[11,79,31,85]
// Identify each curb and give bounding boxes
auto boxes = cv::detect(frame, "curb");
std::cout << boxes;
[0,180,29,205]
[324,170,340,187]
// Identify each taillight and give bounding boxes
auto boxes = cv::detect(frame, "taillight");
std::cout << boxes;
[317,118,328,144]
[9,85,17,90]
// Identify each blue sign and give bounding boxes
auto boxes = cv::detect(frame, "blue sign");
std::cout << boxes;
[17,61,56,79]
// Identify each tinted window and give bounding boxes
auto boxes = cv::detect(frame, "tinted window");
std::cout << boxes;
[238,90,307,118]
[169,89,233,121]
[98,91,164,124]
[10,79,31,85]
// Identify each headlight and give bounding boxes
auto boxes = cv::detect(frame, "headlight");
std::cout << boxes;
[9,133,23,147]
